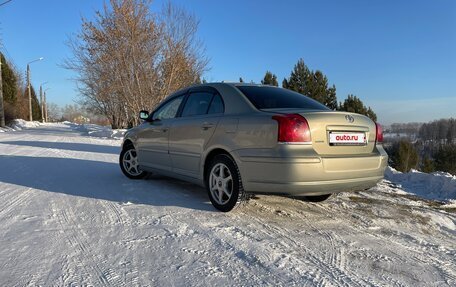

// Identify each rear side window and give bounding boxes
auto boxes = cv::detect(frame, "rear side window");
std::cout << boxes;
[237,86,329,110]
[208,94,224,114]
[181,92,213,117]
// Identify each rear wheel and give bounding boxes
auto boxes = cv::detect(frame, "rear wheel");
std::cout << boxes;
[206,154,245,212]
[302,194,332,202]
[119,145,147,179]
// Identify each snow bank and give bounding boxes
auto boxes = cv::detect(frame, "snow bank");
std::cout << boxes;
[0,126,13,133]
[385,167,456,201]
[0,119,41,132]
[66,122,126,140]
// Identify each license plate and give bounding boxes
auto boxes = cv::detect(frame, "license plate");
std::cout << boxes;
[329,132,366,145]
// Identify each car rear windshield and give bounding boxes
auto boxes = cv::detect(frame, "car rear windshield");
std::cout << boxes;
[237,86,330,110]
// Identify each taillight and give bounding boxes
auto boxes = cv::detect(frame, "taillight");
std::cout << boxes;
[272,114,311,143]
[375,122,383,143]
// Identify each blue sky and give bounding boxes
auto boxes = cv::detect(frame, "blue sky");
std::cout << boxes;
[0,0,455,124]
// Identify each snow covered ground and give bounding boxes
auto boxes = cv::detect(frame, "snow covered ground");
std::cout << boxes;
[0,122,455,286]
[64,122,126,139]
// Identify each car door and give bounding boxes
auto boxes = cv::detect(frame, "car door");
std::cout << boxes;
[169,88,225,178]
[136,94,185,172]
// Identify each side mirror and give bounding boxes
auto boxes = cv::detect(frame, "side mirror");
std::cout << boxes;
[139,110,149,121]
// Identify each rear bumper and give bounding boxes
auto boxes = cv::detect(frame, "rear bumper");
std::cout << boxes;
[233,146,388,196]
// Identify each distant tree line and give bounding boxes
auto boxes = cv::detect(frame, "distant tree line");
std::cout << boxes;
[258,58,377,122]
[419,118,456,143]
[387,122,422,137]
[386,118,456,175]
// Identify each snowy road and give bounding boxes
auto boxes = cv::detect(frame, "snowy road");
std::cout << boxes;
[0,123,455,286]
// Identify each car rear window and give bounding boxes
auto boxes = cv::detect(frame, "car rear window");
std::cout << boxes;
[236,86,330,110]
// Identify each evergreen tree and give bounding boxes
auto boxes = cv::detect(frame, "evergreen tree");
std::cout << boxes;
[282,78,289,89]
[286,58,311,95]
[283,59,337,109]
[239,77,244,83]
[389,140,419,173]
[338,94,377,122]
[1,52,18,104]
[326,85,337,110]
[338,94,366,114]
[261,71,278,86]
[24,86,42,121]
[307,70,338,109]
[421,156,435,173]
[366,107,378,122]
[434,144,456,174]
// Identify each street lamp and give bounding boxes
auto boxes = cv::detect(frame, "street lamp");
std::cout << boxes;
[27,57,44,121]
[40,81,48,122]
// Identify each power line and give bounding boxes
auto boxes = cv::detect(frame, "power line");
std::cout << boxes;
[0,0,13,7]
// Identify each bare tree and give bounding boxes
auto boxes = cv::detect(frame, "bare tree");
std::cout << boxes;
[64,0,208,128]
[46,102,62,122]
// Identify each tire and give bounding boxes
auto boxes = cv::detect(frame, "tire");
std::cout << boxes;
[119,145,147,179]
[206,154,245,212]
[302,194,332,202]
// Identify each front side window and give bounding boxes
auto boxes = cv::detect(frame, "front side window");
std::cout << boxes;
[152,95,184,121]
[181,92,213,117]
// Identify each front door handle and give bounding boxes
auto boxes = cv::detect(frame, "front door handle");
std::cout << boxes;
[151,128,168,133]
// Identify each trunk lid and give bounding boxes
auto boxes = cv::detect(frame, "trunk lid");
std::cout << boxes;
[300,110,376,155]
[264,109,377,155]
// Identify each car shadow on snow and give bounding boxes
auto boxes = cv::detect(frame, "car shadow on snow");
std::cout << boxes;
[0,141,120,155]
[0,155,214,212]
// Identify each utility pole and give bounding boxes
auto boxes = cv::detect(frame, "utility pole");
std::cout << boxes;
[39,82,47,122]
[26,57,44,122]
[39,84,43,122]
[44,91,48,122]
[0,55,5,127]
[27,64,32,121]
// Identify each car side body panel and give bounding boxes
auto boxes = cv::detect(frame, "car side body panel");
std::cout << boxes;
[169,114,222,178]
[135,119,172,171]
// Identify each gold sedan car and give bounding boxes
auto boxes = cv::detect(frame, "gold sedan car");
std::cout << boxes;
[120,83,388,212]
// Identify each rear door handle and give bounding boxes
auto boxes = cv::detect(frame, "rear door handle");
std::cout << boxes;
[201,122,214,130]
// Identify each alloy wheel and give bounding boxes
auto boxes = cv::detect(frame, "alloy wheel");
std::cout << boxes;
[122,149,142,176]
[209,163,233,205]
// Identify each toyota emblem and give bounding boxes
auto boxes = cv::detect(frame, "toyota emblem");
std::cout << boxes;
[345,115,354,123]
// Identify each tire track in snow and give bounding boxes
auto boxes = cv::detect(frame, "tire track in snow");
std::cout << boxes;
[0,188,33,219]
[101,200,127,226]
[241,199,378,286]
[304,195,456,286]
[252,216,371,287]
[53,202,125,287]
[363,230,456,286]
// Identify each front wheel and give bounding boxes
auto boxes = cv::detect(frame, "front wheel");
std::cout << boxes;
[119,145,147,179]
[206,154,245,212]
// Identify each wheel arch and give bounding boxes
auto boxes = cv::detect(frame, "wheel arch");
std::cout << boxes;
[203,148,239,184]
[122,138,135,150]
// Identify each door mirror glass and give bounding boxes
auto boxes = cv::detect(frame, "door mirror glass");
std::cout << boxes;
[139,110,149,120]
